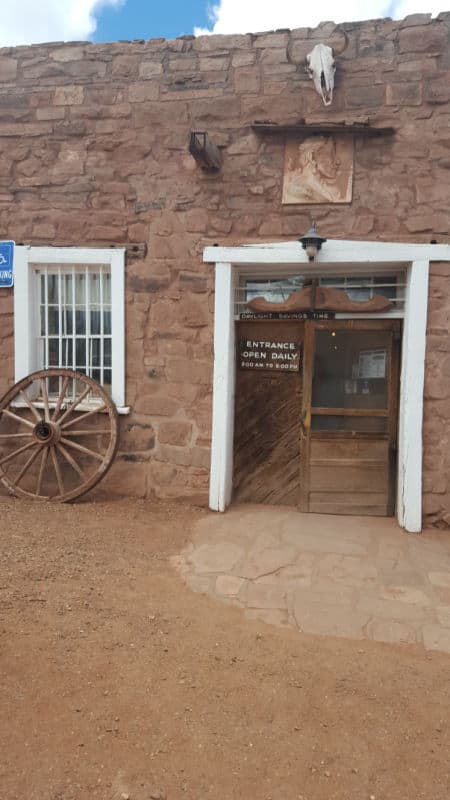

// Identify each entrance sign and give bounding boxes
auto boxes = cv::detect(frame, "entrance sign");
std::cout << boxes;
[0,241,14,288]
[239,339,301,372]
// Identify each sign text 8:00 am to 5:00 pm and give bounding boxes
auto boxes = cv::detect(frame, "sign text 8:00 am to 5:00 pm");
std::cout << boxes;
[239,339,301,373]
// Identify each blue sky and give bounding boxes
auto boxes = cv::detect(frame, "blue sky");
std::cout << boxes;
[0,0,444,48]
[94,0,210,43]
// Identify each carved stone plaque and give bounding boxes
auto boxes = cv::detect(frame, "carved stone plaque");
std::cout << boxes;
[282,135,353,204]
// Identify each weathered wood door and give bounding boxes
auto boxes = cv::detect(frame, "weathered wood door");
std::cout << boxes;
[233,321,304,505]
[233,318,400,516]
[301,319,401,516]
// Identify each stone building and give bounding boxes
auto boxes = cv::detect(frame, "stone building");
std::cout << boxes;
[0,13,449,530]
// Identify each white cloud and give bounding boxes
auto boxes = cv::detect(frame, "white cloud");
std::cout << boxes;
[194,0,443,36]
[0,0,124,48]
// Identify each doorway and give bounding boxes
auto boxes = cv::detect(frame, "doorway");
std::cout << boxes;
[233,319,401,516]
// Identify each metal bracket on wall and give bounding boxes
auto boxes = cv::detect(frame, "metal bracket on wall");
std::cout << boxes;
[251,121,396,137]
[109,243,148,259]
[189,131,222,171]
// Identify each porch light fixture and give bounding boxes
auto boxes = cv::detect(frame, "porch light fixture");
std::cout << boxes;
[299,221,327,261]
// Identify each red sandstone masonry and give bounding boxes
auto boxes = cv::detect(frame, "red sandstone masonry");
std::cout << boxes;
[0,15,449,519]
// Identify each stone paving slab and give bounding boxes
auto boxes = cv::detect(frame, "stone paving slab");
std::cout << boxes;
[171,504,450,655]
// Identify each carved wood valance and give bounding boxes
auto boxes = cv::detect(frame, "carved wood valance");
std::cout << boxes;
[247,284,393,314]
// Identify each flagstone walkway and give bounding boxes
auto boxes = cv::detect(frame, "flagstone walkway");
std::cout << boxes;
[172,505,450,653]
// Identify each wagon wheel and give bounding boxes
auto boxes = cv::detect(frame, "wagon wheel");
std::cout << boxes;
[0,369,119,502]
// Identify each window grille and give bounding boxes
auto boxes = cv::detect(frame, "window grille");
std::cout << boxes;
[35,263,112,397]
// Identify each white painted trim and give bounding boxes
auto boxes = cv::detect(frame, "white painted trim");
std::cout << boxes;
[206,239,450,532]
[19,245,125,265]
[110,249,125,408]
[209,263,236,512]
[204,240,450,265]
[397,261,429,533]
[13,246,36,382]
[13,245,126,408]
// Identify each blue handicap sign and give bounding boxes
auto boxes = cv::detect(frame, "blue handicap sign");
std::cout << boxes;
[0,241,14,288]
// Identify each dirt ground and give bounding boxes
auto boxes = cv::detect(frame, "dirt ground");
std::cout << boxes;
[1,495,450,800]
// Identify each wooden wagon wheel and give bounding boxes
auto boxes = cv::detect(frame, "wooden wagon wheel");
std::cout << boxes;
[0,369,119,502]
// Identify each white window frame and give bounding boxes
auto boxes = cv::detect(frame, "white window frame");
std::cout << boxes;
[13,246,128,412]
[204,239,450,534]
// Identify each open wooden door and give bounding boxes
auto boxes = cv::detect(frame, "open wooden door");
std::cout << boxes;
[300,320,401,516]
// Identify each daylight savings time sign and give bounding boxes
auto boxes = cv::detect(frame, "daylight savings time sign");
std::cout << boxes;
[239,338,301,373]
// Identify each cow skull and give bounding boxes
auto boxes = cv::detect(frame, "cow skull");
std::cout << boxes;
[306,43,335,106]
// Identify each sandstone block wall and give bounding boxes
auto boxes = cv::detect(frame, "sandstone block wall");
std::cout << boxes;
[0,14,449,518]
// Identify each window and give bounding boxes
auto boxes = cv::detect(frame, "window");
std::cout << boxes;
[14,247,126,410]
[236,272,405,318]
[37,264,112,395]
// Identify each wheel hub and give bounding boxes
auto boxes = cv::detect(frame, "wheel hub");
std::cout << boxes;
[33,420,60,445]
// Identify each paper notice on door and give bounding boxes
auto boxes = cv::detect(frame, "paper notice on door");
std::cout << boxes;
[357,349,387,379]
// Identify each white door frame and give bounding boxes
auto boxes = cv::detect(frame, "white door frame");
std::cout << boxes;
[204,239,450,533]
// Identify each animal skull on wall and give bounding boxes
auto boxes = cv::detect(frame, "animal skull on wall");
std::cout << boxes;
[306,43,335,106]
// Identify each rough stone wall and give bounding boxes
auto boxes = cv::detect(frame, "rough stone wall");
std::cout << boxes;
[0,14,449,510]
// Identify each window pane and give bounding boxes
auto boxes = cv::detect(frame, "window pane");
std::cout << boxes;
[104,338,112,368]
[103,310,111,335]
[90,309,101,335]
[75,273,86,305]
[312,330,390,410]
[47,274,59,304]
[90,273,101,304]
[103,369,112,393]
[48,338,59,367]
[64,273,73,305]
[40,307,46,336]
[75,309,86,335]
[103,272,111,304]
[76,339,86,369]
[48,307,59,335]
[63,308,73,335]
[62,338,73,368]
[90,338,101,367]
[91,368,101,384]
[48,375,59,395]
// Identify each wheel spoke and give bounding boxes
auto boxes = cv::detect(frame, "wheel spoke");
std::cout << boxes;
[0,433,33,439]
[19,390,42,422]
[40,379,50,422]
[13,444,43,487]
[62,403,106,431]
[0,440,37,467]
[36,447,49,496]
[60,436,104,462]
[57,386,92,425]
[2,408,35,430]
[50,446,64,495]
[57,442,87,480]
[52,376,70,422]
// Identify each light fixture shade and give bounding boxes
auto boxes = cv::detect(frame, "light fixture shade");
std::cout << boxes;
[299,222,327,261]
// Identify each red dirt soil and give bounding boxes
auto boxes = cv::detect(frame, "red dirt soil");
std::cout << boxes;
[1,495,449,800]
